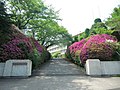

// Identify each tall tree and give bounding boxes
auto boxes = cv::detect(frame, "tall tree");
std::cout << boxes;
[6,0,59,31]
[105,5,120,41]
[27,19,72,48]
[0,1,11,29]
[84,28,90,38]
[106,6,120,30]
[94,18,102,23]
[3,0,72,48]
[90,18,113,35]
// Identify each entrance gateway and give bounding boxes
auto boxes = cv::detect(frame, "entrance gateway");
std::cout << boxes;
[32,59,85,76]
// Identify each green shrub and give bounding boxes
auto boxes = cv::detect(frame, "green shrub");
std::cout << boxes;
[66,34,119,65]
[52,52,61,58]
[28,49,42,69]
[65,48,73,61]
[0,24,51,69]
[107,42,120,60]
[87,43,115,61]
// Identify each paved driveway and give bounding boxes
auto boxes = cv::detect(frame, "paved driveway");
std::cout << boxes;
[0,59,120,90]
[32,59,85,76]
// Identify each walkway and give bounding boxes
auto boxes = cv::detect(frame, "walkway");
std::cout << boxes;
[32,59,85,76]
[0,59,120,90]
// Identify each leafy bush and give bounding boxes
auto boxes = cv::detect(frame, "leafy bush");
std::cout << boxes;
[106,42,120,60]
[28,49,42,69]
[65,48,73,61]
[66,34,119,65]
[28,40,51,69]
[0,38,33,62]
[69,39,86,55]
[80,43,115,63]
[0,24,51,69]
[67,39,86,64]
[80,34,117,63]
[52,52,61,58]
[30,37,43,53]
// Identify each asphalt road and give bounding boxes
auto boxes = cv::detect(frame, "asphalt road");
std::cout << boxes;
[0,59,120,90]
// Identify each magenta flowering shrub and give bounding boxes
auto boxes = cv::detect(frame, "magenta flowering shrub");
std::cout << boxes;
[67,39,86,63]
[0,25,26,46]
[66,34,118,65]
[80,43,115,64]
[0,24,51,69]
[30,38,43,53]
[0,38,33,62]
[69,39,86,54]
[80,34,117,64]
[83,34,117,47]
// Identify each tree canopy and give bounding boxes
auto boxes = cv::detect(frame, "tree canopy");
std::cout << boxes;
[0,1,12,30]
[105,5,120,41]
[105,5,120,30]
[6,0,59,30]
[27,19,72,48]
[1,0,72,48]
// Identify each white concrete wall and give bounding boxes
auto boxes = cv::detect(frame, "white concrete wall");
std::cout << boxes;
[0,60,32,77]
[0,63,5,76]
[85,59,120,76]
[85,59,102,75]
[101,61,120,75]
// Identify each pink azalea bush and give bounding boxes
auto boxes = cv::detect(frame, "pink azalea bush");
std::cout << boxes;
[69,39,86,54]
[0,38,33,62]
[66,34,118,65]
[69,39,86,59]
[0,24,51,68]
[67,39,86,64]
[80,34,117,64]
[30,38,43,53]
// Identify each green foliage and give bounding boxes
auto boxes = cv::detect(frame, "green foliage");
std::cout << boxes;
[72,35,79,43]
[107,42,120,60]
[105,5,120,41]
[28,49,42,69]
[52,52,61,58]
[87,43,115,61]
[5,0,72,48]
[65,5,120,66]
[40,48,50,62]
[0,24,51,69]
[112,30,120,41]
[94,18,102,23]
[78,32,85,40]
[84,28,90,38]
[0,1,12,31]
[33,20,72,48]
[6,0,59,30]
[17,41,30,58]
[0,32,11,46]
[76,18,114,42]
[90,18,110,35]
[74,50,81,65]
[66,34,119,65]
[105,6,120,30]
[65,48,73,61]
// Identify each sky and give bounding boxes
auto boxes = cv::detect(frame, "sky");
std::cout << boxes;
[44,0,120,35]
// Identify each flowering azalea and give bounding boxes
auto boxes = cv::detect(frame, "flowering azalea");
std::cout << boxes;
[80,34,117,63]
[66,34,118,65]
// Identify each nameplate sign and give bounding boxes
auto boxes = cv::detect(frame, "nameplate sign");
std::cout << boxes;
[13,63,27,65]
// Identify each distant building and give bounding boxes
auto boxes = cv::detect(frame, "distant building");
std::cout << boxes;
[47,45,67,57]
[47,33,82,58]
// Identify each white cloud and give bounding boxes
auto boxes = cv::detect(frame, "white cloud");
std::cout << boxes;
[45,0,120,35]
